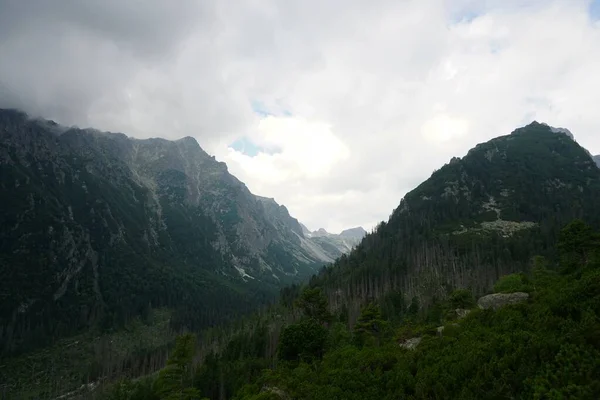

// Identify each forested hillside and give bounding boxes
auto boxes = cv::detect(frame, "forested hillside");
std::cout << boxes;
[101,220,600,399]
[314,122,600,324]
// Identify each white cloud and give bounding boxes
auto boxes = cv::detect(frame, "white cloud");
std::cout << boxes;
[421,114,471,145]
[1,0,600,232]
[222,116,350,184]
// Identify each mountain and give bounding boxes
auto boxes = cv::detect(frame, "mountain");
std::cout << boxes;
[301,225,367,261]
[317,121,600,308]
[340,226,367,240]
[0,109,331,355]
[594,155,600,167]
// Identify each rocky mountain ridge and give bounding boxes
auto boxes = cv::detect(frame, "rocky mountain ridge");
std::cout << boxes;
[594,155,600,167]
[0,109,348,354]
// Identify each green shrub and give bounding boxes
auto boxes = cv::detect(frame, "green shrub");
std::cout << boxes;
[494,273,529,293]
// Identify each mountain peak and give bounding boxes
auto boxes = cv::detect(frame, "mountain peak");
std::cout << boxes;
[538,122,574,140]
[339,226,367,239]
[512,121,574,141]
[176,136,201,148]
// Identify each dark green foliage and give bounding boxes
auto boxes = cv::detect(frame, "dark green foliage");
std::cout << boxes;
[277,318,328,362]
[101,333,207,400]
[353,303,387,347]
[294,287,332,323]
[229,226,600,399]
[153,334,200,399]
[91,228,600,399]
[103,377,159,400]
[493,273,530,293]
[448,289,476,309]
[379,289,406,321]
[558,219,600,273]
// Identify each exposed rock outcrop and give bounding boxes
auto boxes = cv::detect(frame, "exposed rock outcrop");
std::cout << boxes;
[477,292,529,310]
[261,386,291,400]
[399,337,422,350]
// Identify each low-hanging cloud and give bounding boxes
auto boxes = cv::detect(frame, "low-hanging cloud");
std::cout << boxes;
[1,0,599,232]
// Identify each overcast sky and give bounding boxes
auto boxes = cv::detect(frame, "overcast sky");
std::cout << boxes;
[1,0,600,233]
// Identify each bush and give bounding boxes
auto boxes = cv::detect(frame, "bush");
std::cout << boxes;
[278,318,328,362]
[448,289,476,309]
[494,273,529,293]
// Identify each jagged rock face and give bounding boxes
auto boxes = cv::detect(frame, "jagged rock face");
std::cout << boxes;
[477,292,529,310]
[0,109,327,354]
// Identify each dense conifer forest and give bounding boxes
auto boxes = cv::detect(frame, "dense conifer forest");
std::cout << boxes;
[99,220,600,399]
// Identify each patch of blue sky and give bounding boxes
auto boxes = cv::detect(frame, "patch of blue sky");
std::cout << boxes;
[229,136,283,157]
[251,99,293,117]
[251,100,272,117]
[590,0,600,20]
[450,9,480,24]
[230,137,262,157]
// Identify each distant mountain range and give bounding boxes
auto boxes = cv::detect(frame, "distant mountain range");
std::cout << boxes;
[300,224,367,260]
[0,109,361,355]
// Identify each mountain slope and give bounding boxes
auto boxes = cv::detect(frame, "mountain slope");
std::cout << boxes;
[0,109,327,355]
[594,155,600,167]
[231,226,600,400]
[318,122,600,310]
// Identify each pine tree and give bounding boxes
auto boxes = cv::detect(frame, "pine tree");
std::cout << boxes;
[353,303,386,347]
[154,334,203,400]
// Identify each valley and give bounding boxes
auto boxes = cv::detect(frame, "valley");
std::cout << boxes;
[1,115,600,399]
